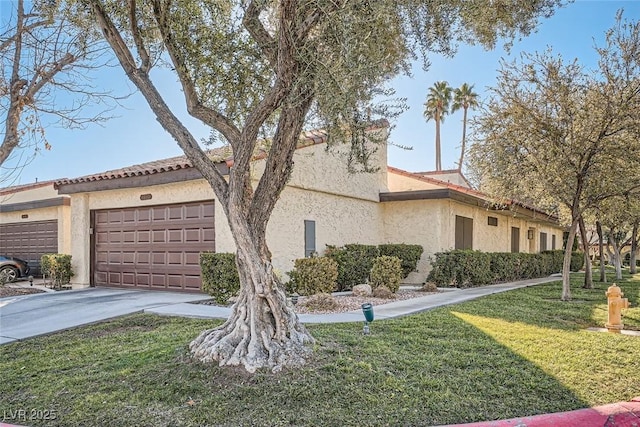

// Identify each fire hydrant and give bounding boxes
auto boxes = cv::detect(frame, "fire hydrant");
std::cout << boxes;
[605,284,630,333]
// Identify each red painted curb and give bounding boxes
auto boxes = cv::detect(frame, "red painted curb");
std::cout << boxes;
[441,400,640,427]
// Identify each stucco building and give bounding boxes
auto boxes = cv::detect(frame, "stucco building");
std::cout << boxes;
[0,125,564,291]
[0,181,71,276]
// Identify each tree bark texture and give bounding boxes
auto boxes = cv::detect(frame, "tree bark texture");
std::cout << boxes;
[190,217,314,373]
[435,112,442,171]
[458,107,468,171]
[90,0,318,372]
[630,222,638,275]
[578,216,593,289]
[607,230,623,280]
[562,219,578,301]
[596,220,607,283]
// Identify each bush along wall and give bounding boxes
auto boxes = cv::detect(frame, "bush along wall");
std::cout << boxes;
[287,257,338,296]
[40,254,74,289]
[325,243,424,291]
[378,244,423,278]
[325,244,379,291]
[369,256,403,293]
[200,252,240,305]
[427,249,567,288]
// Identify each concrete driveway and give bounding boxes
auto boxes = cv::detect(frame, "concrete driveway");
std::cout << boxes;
[0,288,210,344]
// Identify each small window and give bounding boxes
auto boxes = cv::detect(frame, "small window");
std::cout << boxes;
[304,220,316,257]
[511,227,520,253]
[487,216,498,226]
[552,234,557,250]
[540,232,548,252]
[455,215,473,250]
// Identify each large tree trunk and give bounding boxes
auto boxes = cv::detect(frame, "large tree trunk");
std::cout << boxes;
[561,218,578,301]
[458,107,468,171]
[607,229,623,280]
[435,112,442,171]
[630,222,638,275]
[190,214,314,373]
[596,220,607,283]
[578,216,593,289]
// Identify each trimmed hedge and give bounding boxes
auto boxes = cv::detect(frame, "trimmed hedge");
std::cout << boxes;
[325,243,424,291]
[325,244,379,291]
[378,244,423,278]
[200,252,240,305]
[427,250,567,288]
[370,255,402,293]
[288,257,338,296]
[41,254,74,289]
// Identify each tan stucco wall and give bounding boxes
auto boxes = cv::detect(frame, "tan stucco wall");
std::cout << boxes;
[382,199,448,283]
[0,184,59,204]
[67,136,388,286]
[64,133,564,288]
[387,171,443,192]
[0,203,72,256]
[381,199,565,283]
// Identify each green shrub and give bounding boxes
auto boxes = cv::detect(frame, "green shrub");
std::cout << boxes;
[378,244,424,278]
[325,244,379,291]
[427,249,566,288]
[427,250,492,288]
[288,257,338,296]
[369,255,402,293]
[41,254,74,289]
[571,251,585,272]
[200,252,240,305]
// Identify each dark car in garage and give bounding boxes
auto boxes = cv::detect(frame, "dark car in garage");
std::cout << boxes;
[0,256,30,283]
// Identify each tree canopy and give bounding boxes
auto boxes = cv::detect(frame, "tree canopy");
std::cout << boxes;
[0,0,116,184]
[73,0,568,372]
[469,11,640,300]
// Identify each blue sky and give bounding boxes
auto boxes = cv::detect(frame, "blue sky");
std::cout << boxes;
[3,0,640,186]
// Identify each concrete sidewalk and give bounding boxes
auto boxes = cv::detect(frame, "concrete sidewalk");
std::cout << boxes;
[0,287,210,344]
[145,276,560,322]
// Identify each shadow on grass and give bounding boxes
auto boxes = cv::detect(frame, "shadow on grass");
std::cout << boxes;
[449,273,640,333]
[0,311,589,426]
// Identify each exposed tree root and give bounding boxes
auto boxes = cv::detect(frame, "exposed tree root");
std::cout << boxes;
[190,284,314,373]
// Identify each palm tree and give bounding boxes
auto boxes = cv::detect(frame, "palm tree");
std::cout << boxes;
[451,83,479,171]
[424,81,452,171]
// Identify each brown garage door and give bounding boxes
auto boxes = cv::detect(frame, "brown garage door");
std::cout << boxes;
[92,201,214,292]
[0,220,58,276]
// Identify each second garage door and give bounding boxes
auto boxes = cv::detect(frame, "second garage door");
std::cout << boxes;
[0,220,58,276]
[93,201,215,292]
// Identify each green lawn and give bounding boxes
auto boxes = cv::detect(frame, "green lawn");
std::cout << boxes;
[1,274,639,427]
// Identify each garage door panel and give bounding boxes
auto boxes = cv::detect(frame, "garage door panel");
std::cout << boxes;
[203,228,215,242]
[152,230,166,243]
[185,252,200,265]
[0,219,58,276]
[93,201,214,292]
[122,273,135,285]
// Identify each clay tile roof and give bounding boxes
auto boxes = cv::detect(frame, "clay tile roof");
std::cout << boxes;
[0,179,61,196]
[54,146,232,188]
[54,120,389,188]
[387,166,558,221]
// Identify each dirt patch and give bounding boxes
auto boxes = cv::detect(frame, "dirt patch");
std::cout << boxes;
[0,287,46,298]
